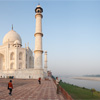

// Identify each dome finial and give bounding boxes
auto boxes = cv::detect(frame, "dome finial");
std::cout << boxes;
[12,24,13,30]
[38,3,40,5]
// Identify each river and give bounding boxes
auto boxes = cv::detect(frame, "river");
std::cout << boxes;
[60,76,100,91]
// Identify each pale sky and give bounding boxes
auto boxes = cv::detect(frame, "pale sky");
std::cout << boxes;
[0,0,100,76]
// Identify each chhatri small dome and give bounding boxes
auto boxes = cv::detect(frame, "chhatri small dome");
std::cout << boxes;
[37,4,41,7]
[35,4,43,13]
[3,28,22,45]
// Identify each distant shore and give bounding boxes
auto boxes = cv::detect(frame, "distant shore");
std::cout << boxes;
[73,77,100,81]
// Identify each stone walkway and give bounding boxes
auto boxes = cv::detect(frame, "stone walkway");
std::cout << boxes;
[0,78,66,100]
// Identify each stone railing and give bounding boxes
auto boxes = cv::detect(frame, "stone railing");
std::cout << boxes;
[59,85,73,100]
[53,79,73,100]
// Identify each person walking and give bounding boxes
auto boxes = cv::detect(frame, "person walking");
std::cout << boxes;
[8,80,13,95]
[56,77,60,94]
[38,77,41,84]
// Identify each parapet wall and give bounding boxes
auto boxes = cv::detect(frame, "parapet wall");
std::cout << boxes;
[53,78,73,100]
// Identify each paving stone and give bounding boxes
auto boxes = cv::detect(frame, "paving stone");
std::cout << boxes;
[0,78,66,100]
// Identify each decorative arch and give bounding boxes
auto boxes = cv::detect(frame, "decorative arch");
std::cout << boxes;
[19,52,23,60]
[19,63,22,69]
[0,53,4,70]
[10,52,14,60]
[29,57,32,68]
[10,63,14,69]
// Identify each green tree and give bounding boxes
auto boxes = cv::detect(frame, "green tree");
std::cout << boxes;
[91,88,96,97]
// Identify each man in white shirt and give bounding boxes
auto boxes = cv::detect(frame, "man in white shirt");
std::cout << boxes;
[56,77,60,94]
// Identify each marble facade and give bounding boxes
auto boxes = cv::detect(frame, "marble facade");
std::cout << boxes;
[0,5,48,79]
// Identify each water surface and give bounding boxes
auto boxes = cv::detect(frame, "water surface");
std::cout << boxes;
[61,77,100,91]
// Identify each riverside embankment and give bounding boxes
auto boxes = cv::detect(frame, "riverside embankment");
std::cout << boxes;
[53,76,100,99]
[61,76,100,91]
[60,81,100,100]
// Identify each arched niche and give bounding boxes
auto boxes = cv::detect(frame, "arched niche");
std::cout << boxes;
[19,52,23,60]
[29,57,32,68]
[10,52,14,60]
[0,53,4,70]
[10,63,14,69]
[19,63,22,69]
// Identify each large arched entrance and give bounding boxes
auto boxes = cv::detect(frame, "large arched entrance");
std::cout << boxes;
[0,54,4,70]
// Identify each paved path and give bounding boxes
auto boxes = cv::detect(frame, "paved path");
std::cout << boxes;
[0,78,66,100]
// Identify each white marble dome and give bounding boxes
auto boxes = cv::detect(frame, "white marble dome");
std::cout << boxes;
[14,40,21,45]
[3,30,22,45]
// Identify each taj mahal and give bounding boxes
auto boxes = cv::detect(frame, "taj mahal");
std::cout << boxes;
[0,5,48,79]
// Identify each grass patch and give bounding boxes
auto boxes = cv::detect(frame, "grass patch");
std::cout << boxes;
[60,81,100,100]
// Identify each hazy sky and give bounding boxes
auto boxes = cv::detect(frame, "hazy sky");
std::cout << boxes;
[0,0,100,76]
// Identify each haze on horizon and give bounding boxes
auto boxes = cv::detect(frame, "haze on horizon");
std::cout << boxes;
[0,0,100,76]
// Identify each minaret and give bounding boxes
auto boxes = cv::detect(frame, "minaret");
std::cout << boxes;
[44,51,48,73]
[34,5,43,69]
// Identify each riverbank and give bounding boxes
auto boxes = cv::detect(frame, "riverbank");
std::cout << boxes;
[60,81,100,100]
[73,77,100,81]
[61,76,100,91]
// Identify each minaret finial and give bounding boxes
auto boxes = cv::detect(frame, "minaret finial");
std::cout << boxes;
[28,42,29,47]
[12,24,13,30]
